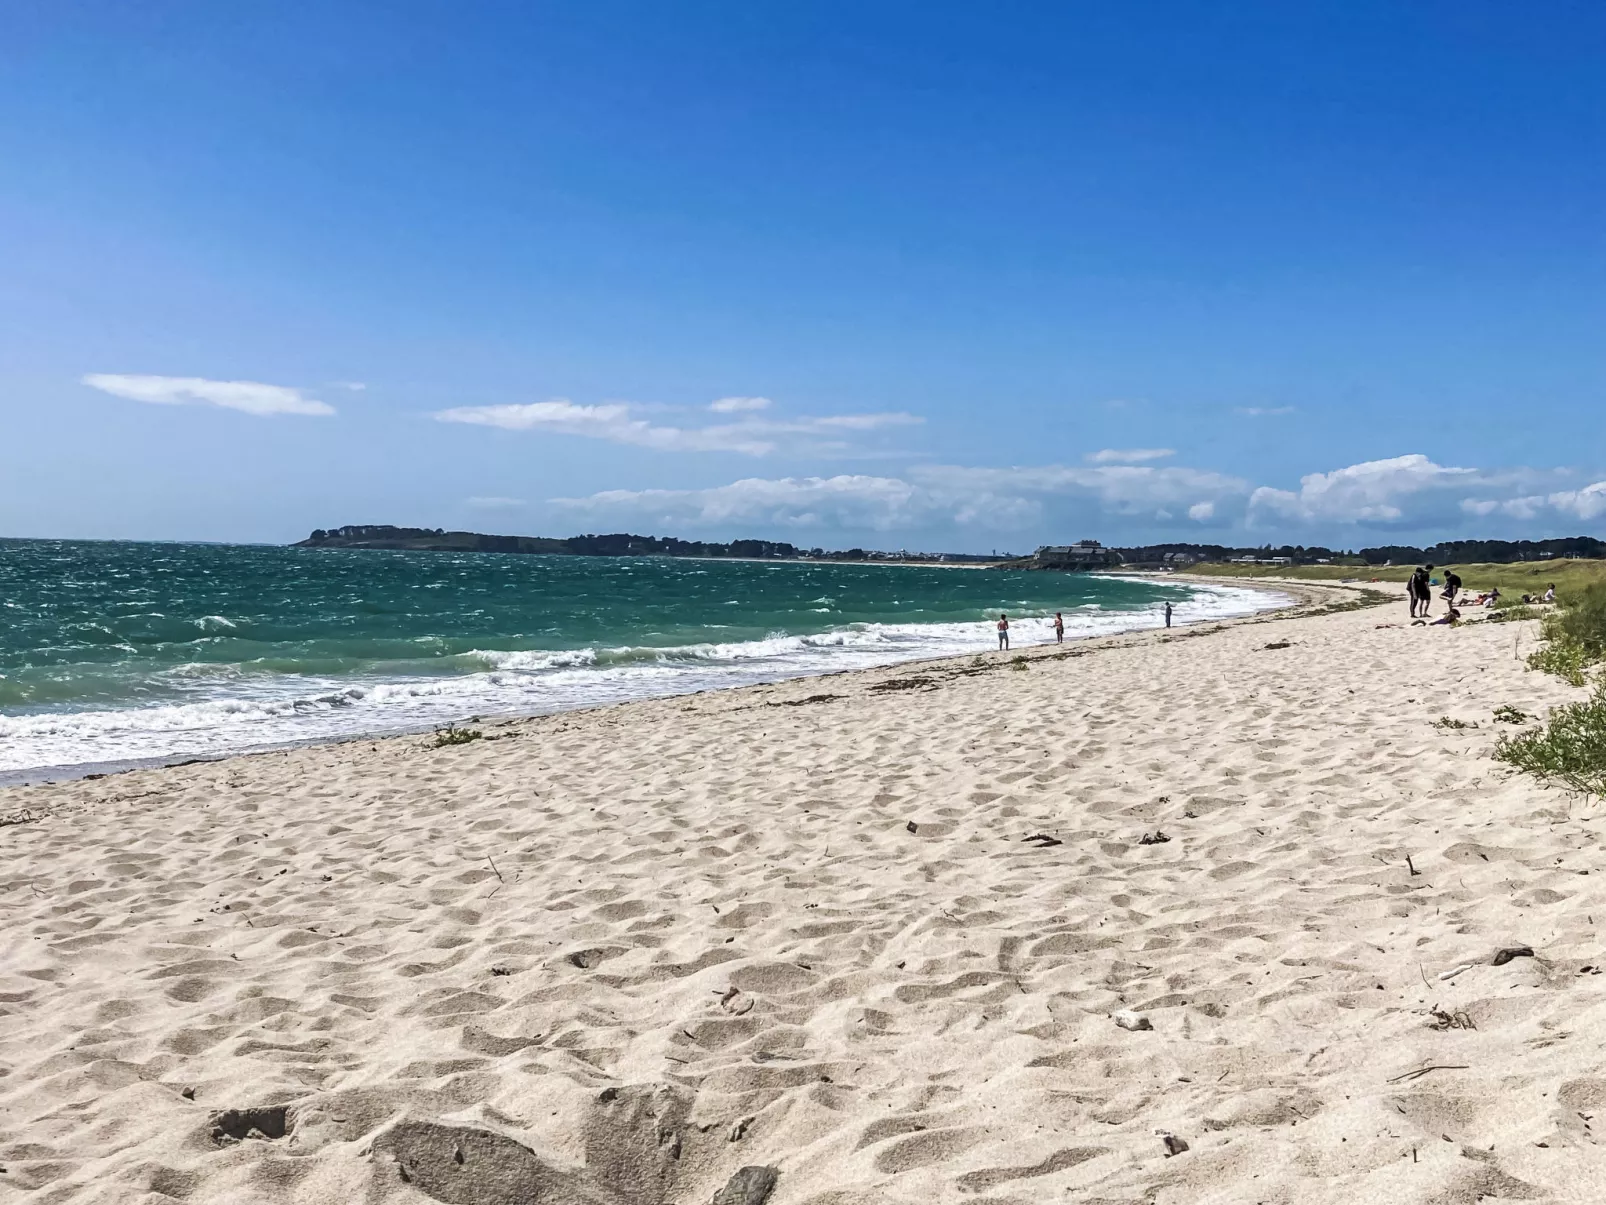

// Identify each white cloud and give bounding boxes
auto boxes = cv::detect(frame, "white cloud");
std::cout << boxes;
[82,373,335,417]
[1461,494,1548,521]
[1086,447,1175,465]
[558,460,1250,535]
[465,496,526,510]
[708,396,771,413]
[1249,454,1476,524]
[1548,481,1606,521]
[804,412,923,431]
[334,381,367,392]
[911,463,1250,514]
[551,451,1604,541]
[1234,405,1296,417]
[433,399,776,455]
[432,397,922,457]
[556,475,927,531]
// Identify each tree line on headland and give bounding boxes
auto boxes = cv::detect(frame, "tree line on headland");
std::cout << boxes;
[294,524,994,562]
[297,525,1604,566]
[1119,537,1606,566]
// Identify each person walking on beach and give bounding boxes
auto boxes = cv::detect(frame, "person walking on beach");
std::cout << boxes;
[997,614,1010,650]
[1164,602,1173,628]
[1053,612,1064,643]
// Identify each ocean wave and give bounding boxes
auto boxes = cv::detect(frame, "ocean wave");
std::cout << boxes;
[0,581,1285,776]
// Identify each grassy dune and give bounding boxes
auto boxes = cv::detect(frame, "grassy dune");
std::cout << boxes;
[1190,557,1606,597]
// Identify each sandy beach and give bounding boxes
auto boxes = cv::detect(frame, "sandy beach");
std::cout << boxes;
[4,582,1603,1204]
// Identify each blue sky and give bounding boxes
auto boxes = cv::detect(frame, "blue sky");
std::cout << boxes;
[2,2,1603,552]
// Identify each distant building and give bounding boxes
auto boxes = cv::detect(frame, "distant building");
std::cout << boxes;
[1031,540,1123,570]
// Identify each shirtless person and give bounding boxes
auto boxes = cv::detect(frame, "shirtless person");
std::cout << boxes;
[1053,612,1064,643]
[997,614,1010,650]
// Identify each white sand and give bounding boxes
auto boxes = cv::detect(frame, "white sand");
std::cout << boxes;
[3,585,1603,1204]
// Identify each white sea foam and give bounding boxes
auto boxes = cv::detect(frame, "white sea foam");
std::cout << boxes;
[0,581,1284,776]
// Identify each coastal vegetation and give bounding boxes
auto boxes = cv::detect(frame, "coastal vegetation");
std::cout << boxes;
[1494,581,1606,796]
[1494,681,1606,798]
[1192,557,1606,597]
[427,723,483,748]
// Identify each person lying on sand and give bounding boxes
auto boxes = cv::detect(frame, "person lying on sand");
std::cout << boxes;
[1412,607,1461,627]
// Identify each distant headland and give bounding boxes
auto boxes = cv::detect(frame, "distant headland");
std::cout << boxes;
[293,525,1606,570]
[292,524,1001,563]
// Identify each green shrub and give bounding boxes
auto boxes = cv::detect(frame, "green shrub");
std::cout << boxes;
[1525,582,1606,686]
[1495,679,1606,798]
[1527,640,1591,687]
[1492,705,1532,725]
[429,724,483,748]
[1548,581,1606,660]
[1433,716,1477,730]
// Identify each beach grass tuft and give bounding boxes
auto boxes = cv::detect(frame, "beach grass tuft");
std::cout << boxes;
[1525,583,1606,686]
[1495,679,1606,798]
[429,724,483,748]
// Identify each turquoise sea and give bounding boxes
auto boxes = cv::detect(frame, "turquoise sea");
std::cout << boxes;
[0,539,1280,779]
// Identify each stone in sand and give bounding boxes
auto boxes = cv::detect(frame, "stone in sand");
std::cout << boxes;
[712,1164,779,1205]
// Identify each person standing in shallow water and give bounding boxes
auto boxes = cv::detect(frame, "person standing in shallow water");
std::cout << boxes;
[1164,602,1173,628]
[1053,612,1064,643]
[997,614,1010,650]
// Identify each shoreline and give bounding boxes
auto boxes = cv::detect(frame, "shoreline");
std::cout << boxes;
[0,577,1297,789]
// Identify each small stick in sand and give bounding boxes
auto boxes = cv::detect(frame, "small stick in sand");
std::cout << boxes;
[1406,854,1419,876]
[1387,1064,1470,1084]
[486,854,504,883]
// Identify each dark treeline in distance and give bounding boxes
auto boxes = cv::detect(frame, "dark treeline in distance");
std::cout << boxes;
[1115,536,1605,566]
[294,525,994,562]
[298,525,1605,567]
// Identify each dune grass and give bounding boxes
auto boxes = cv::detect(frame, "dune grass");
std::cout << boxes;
[1524,581,1606,687]
[1495,678,1606,798]
[1190,557,1606,598]
[1492,582,1606,796]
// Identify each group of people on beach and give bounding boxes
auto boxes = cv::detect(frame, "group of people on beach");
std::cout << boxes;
[1407,563,1556,627]
[995,600,1173,650]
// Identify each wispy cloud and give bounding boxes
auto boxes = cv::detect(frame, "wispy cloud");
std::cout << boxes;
[433,399,777,454]
[333,381,367,392]
[465,496,527,510]
[1234,405,1296,417]
[558,460,1250,534]
[432,397,922,457]
[82,374,335,417]
[555,475,927,531]
[708,396,771,413]
[805,412,922,431]
[1086,447,1175,465]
